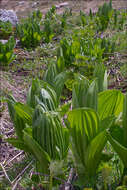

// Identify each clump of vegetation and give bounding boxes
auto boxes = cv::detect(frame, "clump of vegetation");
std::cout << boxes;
[0,36,16,67]
[97,0,113,31]
[0,20,13,39]
[16,10,43,49]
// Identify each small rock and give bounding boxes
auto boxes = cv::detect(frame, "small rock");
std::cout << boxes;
[0,9,18,26]
[56,2,69,9]
[0,39,19,47]
[0,39,8,44]
[18,1,25,5]
[32,2,39,8]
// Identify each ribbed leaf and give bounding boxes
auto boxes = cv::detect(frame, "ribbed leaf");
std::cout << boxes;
[27,79,58,110]
[86,80,98,111]
[32,106,69,160]
[72,77,89,109]
[107,132,127,168]
[99,116,115,133]
[107,93,127,172]
[68,108,99,174]
[39,81,58,109]
[54,71,69,101]
[98,90,124,120]
[6,138,31,153]
[14,103,33,140]
[85,131,107,176]
[109,124,125,146]
[23,131,50,173]
[39,88,56,111]
[43,62,70,102]
[43,63,58,86]
[68,108,99,142]
[7,95,16,122]
[93,63,108,92]
[123,93,127,147]
[26,78,41,108]
[72,77,98,111]
[7,101,33,140]
[14,103,33,118]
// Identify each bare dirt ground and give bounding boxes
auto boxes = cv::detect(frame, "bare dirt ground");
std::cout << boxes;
[0,71,28,163]
[0,0,127,187]
[0,0,127,19]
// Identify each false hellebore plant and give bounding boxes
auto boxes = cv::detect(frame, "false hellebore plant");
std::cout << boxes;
[107,93,127,177]
[67,73,124,187]
[6,63,125,188]
[6,77,70,189]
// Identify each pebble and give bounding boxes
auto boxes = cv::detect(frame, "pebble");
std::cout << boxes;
[56,2,69,9]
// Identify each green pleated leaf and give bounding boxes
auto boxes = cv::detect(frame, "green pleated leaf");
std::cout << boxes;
[7,95,16,122]
[72,77,98,111]
[98,90,124,120]
[43,63,70,103]
[43,63,58,86]
[72,76,89,109]
[32,107,69,160]
[99,115,115,133]
[68,108,99,142]
[26,78,41,108]
[23,131,50,173]
[14,103,33,140]
[27,78,58,110]
[107,132,127,168]
[86,80,98,111]
[85,131,107,176]
[39,81,58,109]
[110,124,125,147]
[6,138,31,153]
[67,108,100,177]
[54,71,70,101]
[93,63,108,92]
[39,88,56,111]
[123,93,127,147]
[14,103,33,118]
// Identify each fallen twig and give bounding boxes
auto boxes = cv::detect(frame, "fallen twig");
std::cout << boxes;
[65,168,75,190]
[12,160,33,184]
[4,151,24,167]
[0,163,12,184]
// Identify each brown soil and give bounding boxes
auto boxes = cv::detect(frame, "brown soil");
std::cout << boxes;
[0,71,28,163]
[0,0,127,19]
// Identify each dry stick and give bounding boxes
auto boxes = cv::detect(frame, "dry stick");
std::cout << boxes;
[12,160,33,185]
[12,178,21,190]
[4,128,15,135]
[65,168,75,190]
[4,151,24,167]
[32,172,65,183]
[11,161,33,190]
[0,163,12,185]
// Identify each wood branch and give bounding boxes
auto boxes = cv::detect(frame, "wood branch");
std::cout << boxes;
[0,163,12,184]
[4,151,24,167]
[59,168,76,190]
[65,168,74,190]
[12,160,33,184]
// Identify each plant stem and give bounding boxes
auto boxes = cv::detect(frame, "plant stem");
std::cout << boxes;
[49,173,53,190]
